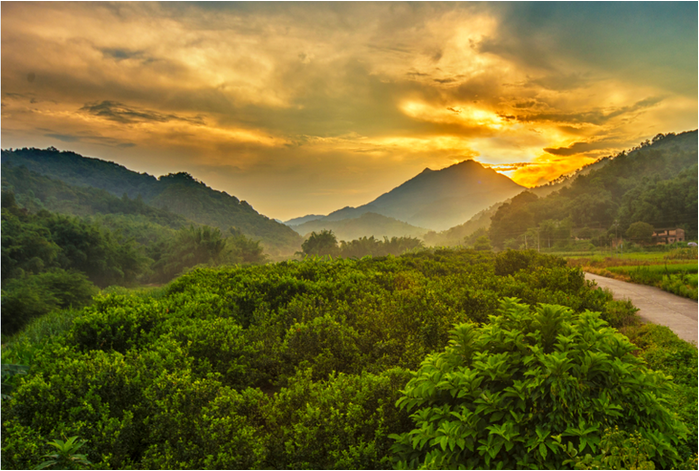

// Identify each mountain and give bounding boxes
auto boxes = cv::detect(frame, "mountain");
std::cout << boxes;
[423,157,612,247]
[1,164,189,229]
[285,214,325,227]
[1,148,303,258]
[293,212,429,242]
[301,160,525,233]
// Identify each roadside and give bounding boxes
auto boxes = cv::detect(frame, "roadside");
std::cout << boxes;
[585,272,698,345]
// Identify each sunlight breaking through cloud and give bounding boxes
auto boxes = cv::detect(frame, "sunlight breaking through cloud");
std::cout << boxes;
[1,2,696,219]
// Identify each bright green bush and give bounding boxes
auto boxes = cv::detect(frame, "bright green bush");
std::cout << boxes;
[140,373,268,469]
[659,274,698,300]
[494,249,566,276]
[391,299,687,469]
[623,323,699,461]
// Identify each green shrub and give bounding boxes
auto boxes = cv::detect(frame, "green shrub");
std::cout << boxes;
[390,299,687,469]
[600,299,639,328]
[140,374,268,469]
[494,249,566,276]
[69,294,166,352]
[623,323,699,462]
[265,368,413,469]
[659,274,698,300]
[567,427,655,469]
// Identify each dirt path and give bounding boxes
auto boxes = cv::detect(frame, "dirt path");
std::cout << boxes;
[584,272,698,345]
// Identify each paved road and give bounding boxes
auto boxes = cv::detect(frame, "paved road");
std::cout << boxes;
[584,272,698,345]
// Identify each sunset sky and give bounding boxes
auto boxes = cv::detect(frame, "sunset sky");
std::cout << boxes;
[2,2,697,220]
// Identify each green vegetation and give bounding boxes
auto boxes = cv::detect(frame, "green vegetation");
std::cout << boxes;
[300,230,424,258]
[390,300,686,469]
[2,148,303,257]
[2,249,695,469]
[293,212,428,242]
[487,131,697,251]
[1,192,266,335]
[567,250,698,299]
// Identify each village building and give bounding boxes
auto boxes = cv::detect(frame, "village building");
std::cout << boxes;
[652,228,686,245]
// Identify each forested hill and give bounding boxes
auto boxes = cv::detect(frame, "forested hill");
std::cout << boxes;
[1,165,189,230]
[1,148,302,257]
[488,130,698,249]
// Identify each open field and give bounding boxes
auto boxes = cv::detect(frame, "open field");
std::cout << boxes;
[564,248,698,300]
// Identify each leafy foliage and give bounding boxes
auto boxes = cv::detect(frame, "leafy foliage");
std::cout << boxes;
[301,229,339,257]
[391,299,687,469]
[487,131,698,249]
[1,250,694,469]
[35,436,91,470]
[1,191,267,334]
[2,148,303,257]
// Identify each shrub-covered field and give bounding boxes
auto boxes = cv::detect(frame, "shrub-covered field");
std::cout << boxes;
[2,249,696,469]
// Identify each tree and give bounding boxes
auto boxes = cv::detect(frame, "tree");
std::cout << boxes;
[155,225,227,280]
[472,235,492,251]
[301,230,338,257]
[625,221,654,244]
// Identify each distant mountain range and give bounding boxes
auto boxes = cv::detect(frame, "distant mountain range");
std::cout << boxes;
[286,160,525,235]
[293,212,429,242]
[1,148,303,258]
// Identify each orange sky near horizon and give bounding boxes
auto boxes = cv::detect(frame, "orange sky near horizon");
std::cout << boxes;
[2,2,697,220]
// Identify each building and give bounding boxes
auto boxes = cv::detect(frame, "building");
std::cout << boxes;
[652,228,685,245]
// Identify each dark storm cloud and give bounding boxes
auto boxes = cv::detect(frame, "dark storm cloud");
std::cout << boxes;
[518,96,664,126]
[44,131,136,148]
[544,139,618,157]
[80,101,204,125]
[481,2,697,93]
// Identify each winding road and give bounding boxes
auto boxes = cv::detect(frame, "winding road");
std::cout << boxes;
[584,272,698,345]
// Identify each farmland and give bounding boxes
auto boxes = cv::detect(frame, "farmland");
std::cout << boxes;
[566,247,698,300]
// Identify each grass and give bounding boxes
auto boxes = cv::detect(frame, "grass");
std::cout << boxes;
[566,247,698,300]
[607,263,698,276]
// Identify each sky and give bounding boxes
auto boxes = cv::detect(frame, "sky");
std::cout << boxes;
[2,2,697,221]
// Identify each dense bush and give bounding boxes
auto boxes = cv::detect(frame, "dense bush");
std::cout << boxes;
[1,269,97,336]
[390,299,688,469]
[2,250,695,469]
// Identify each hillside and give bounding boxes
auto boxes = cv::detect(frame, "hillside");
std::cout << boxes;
[1,148,302,257]
[488,130,698,249]
[284,214,325,226]
[423,202,503,247]
[293,212,429,241]
[1,164,189,230]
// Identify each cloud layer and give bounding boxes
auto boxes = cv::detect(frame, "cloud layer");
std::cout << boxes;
[2,2,696,219]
